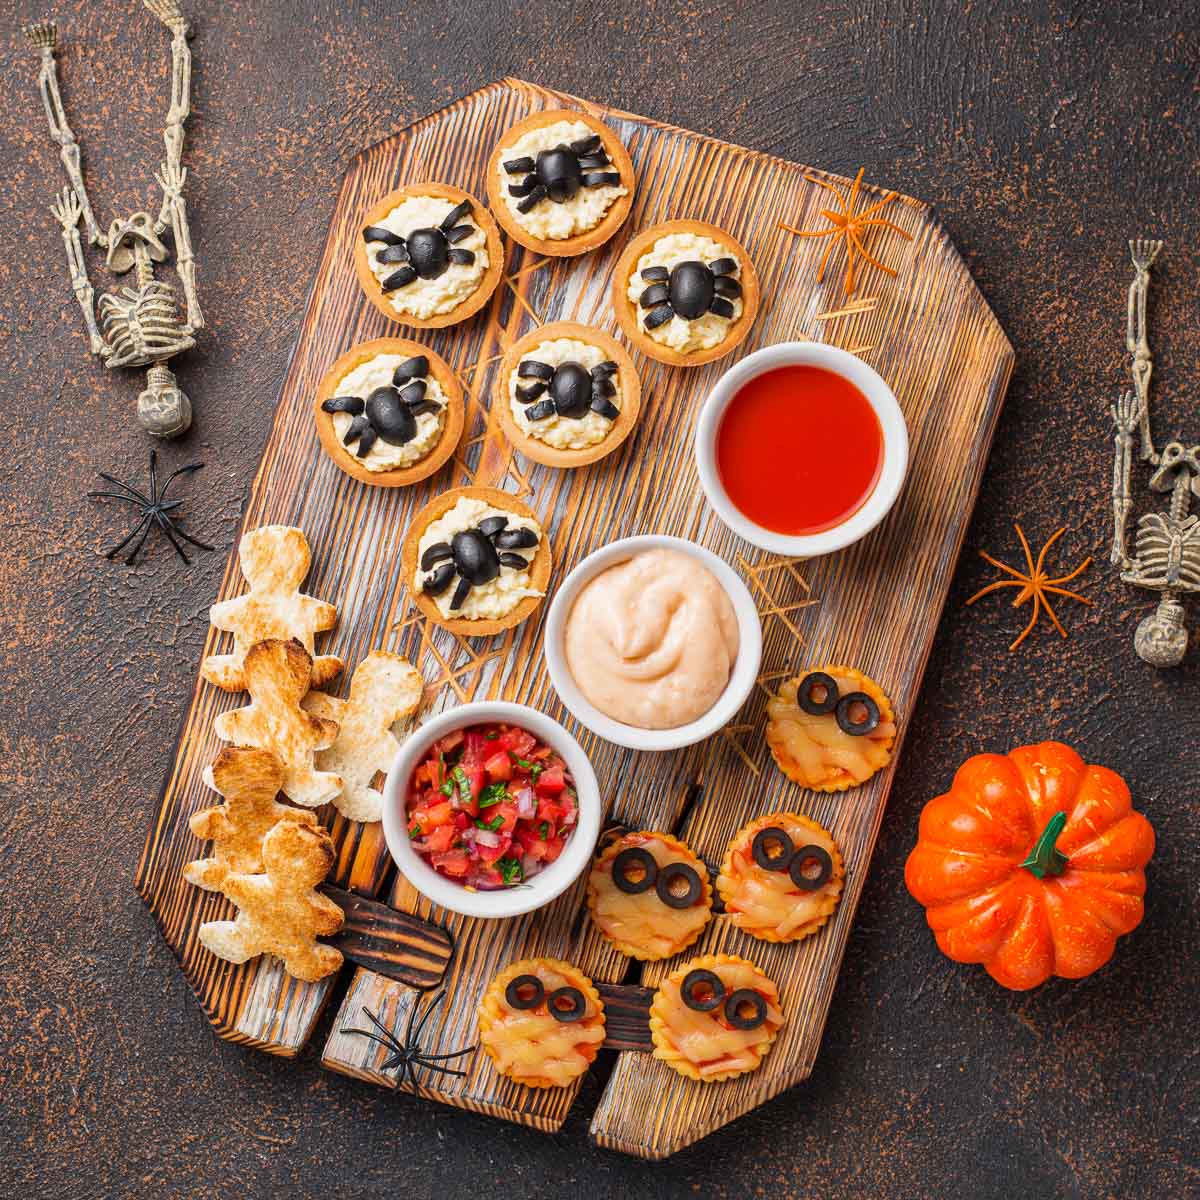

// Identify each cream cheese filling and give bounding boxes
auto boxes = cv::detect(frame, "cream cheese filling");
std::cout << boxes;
[508,338,616,450]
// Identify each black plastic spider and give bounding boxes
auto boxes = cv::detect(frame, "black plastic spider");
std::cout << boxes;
[637,258,741,329]
[321,355,442,458]
[342,990,476,1088]
[88,450,214,565]
[516,356,619,423]
[420,514,539,611]
[363,200,477,293]
[502,132,620,213]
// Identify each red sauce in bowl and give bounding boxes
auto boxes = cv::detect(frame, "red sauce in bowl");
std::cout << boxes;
[715,364,884,535]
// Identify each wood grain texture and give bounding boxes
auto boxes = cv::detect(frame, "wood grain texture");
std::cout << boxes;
[136,77,1010,1153]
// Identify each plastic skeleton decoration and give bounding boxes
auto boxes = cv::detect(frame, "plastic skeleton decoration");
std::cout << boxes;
[23,2,202,438]
[1110,239,1199,667]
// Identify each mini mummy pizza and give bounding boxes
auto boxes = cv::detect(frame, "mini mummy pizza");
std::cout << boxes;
[717,812,844,943]
[313,338,463,486]
[354,183,503,328]
[586,831,713,961]
[613,219,760,367]
[401,486,552,635]
[486,109,635,256]
[765,666,897,792]
[650,953,784,1083]
[477,958,606,1089]
[494,321,641,468]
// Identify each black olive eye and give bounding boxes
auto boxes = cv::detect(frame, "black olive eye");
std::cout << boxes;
[724,988,768,1031]
[797,671,840,715]
[546,986,587,1023]
[750,826,794,872]
[835,691,881,736]
[680,968,725,1012]
[504,975,545,1010]
[789,845,834,891]
[611,847,658,894]
[655,862,703,909]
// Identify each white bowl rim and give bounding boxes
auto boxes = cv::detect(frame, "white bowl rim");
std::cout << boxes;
[380,700,602,919]
[694,340,909,557]
[543,534,763,752]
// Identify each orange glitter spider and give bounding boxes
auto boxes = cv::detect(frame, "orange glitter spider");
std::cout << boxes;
[781,167,914,295]
[965,525,1093,651]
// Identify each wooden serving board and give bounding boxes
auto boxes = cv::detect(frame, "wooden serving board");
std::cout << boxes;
[137,79,1012,1154]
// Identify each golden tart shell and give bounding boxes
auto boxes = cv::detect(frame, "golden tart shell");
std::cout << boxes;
[401,485,552,637]
[717,811,844,944]
[494,321,641,469]
[611,219,760,367]
[649,953,784,1083]
[485,108,636,258]
[353,182,503,330]
[313,338,463,487]
[765,665,896,793]
[477,957,606,1089]
[586,830,713,961]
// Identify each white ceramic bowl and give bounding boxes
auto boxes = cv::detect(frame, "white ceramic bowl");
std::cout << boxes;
[694,341,909,557]
[381,701,601,919]
[543,535,763,752]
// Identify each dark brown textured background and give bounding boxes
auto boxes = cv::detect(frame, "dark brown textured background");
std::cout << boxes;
[3,2,1197,1197]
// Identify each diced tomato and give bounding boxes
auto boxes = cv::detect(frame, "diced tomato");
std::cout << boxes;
[431,849,470,877]
[425,824,458,854]
[437,730,464,755]
[514,826,550,862]
[452,810,470,831]
[475,834,513,864]
[535,796,563,827]
[499,726,537,758]
[491,802,519,835]
[416,800,452,829]
[413,760,440,788]
[484,751,512,782]
[535,765,565,796]
[543,834,566,863]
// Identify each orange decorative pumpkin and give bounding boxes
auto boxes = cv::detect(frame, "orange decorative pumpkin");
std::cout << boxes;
[904,741,1154,990]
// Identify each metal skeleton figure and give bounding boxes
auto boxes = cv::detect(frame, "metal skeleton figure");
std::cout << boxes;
[1110,239,1200,667]
[23,1,202,437]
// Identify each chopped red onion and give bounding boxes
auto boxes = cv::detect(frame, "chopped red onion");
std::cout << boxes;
[475,828,502,849]
[515,788,536,819]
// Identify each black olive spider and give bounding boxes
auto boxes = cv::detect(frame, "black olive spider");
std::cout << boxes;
[341,990,475,1088]
[637,258,741,329]
[363,199,477,293]
[419,513,540,611]
[88,450,214,565]
[515,356,620,423]
[501,132,621,214]
[321,355,441,458]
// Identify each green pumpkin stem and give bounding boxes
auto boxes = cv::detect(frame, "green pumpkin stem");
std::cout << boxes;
[1020,811,1069,879]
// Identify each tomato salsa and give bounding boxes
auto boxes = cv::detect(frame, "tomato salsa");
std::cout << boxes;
[406,723,578,890]
[716,364,884,535]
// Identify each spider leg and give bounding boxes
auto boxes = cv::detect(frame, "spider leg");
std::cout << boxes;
[964,578,1026,606]
[847,229,899,278]
[96,472,153,506]
[780,224,838,240]
[149,451,159,503]
[1037,591,1070,638]
[410,989,446,1046]
[154,513,193,564]
[1013,524,1038,578]
[158,460,205,500]
[104,513,151,560]
[1031,526,1066,577]
[410,1044,476,1063]
[856,215,914,239]
[976,550,1031,582]
[162,518,214,553]
[123,515,157,565]
[816,236,839,283]
[1043,585,1093,606]
[409,1058,470,1080]
[1009,591,1041,650]
[1044,556,1093,588]
[88,490,149,505]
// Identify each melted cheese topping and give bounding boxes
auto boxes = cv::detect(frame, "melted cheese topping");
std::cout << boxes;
[479,962,605,1087]
[588,834,711,959]
[653,959,783,1080]
[718,815,840,939]
[766,671,895,788]
[508,337,615,450]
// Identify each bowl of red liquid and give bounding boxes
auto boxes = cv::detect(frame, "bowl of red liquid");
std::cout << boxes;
[694,342,908,557]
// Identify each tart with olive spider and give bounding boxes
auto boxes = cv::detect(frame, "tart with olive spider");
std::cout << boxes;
[612,219,760,367]
[401,486,552,636]
[765,666,897,793]
[314,338,463,486]
[494,322,641,468]
[586,831,712,961]
[354,182,503,329]
[477,958,606,1089]
[717,812,844,944]
[486,109,635,257]
[650,953,785,1083]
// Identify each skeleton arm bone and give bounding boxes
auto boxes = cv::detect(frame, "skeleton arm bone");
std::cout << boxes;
[1110,391,1139,568]
[50,187,108,358]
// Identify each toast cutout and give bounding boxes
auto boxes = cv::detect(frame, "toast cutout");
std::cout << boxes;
[198,820,345,982]
[213,638,342,807]
[183,746,318,890]
[302,651,423,823]
[202,525,341,692]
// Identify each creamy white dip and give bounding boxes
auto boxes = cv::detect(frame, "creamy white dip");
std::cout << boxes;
[508,338,616,450]
[330,353,447,471]
[366,195,488,319]
[416,497,543,621]
[625,232,742,354]
[497,120,627,241]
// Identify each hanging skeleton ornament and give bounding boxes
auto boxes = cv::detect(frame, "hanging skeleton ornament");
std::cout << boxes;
[23,1,203,437]
[1109,239,1199,667]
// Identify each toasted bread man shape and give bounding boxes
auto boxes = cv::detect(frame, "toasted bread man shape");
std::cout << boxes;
[198,820,344,982]
[202,525,342,692]
[213,639,342,807]
[183,746,318,890]
[302,651,423,823]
